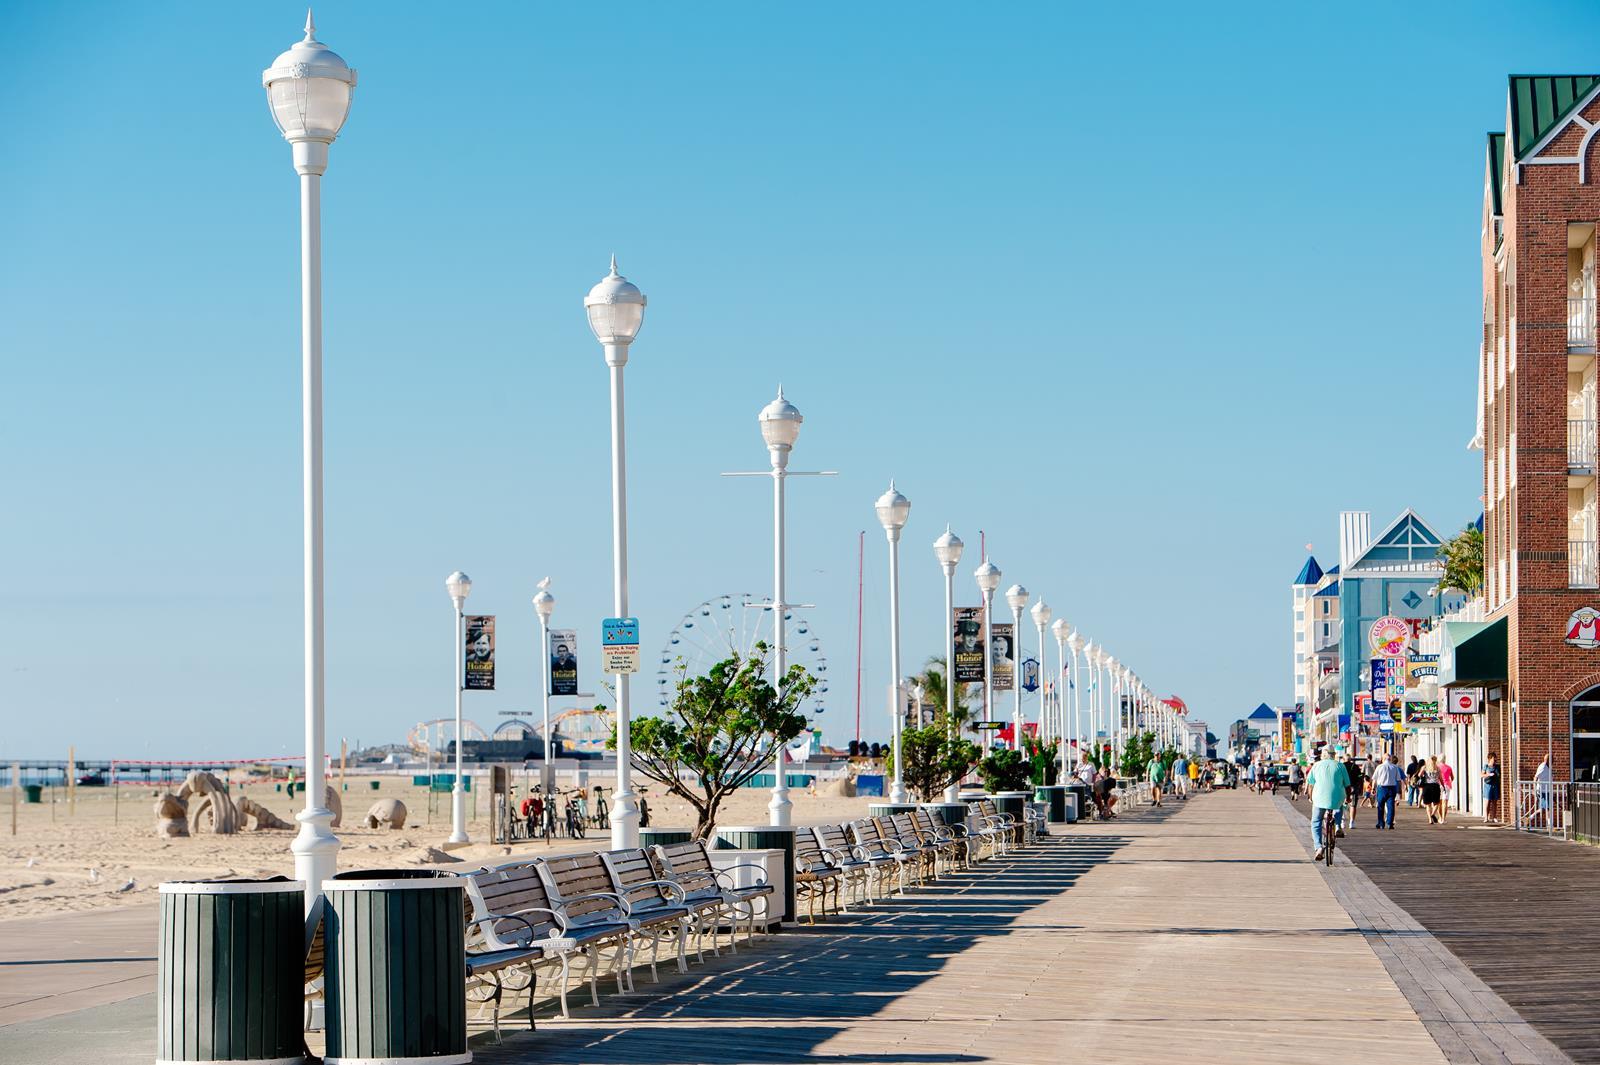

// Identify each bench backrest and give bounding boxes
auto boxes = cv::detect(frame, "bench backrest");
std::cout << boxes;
[814,823,854,856]
[649,840,723,903]
[912,809,945,838]
[973,798,998,816]
[847,818,894,857]
[464,861,562,948]
[793,828,833,872]
[600,848,675,911]
[535,852,623,927]
[889,812,925,843]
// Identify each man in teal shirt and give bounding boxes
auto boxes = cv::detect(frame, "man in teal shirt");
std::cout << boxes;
[1306,748,1350,861]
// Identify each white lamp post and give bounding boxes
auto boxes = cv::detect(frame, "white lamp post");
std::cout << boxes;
[444,571,472,844]
[532,578,556,794]
[875,482,911,803]
[1050,618,1070,767]
[933,526,964,802]
[586,256,647,850]
[1004,584,1028,751]
[1067,630,1085,766]
[264,12,356,907]
[759,387,802,827]
[1085,642,1101,763]
[1107,657,1122,762]
[1031,600,1052,742]
[974,560,1001,740]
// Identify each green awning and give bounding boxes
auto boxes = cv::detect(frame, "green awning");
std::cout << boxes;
[1439,617,1507,688]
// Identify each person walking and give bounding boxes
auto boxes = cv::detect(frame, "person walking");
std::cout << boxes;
[1371,754,1404,829]
[1146,755,1165,807]
[1287,759,1304,800]
[1534,756,1553,828]
[1420,755,1444,824]
[1405,755,1423,807]
[1344,756,1364,831]
[1172,755,1189,800]
[1188,758,1200,794]
[1482,753,1502,823]
[1437,756,1455,824]
[1307,747,1350,862]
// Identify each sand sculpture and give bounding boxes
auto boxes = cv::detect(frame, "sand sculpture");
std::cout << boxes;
[326,785,343,829]
[364,798,408,829]
[181,772,241,835]
[154,794,189,838]
[237,796,293,831]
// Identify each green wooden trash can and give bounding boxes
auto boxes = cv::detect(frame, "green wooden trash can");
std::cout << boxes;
[157,877,304,1065]
[715,825,794,929]
[920,801,967,828]
[1034,784,1069,823]
[369,780,381,791]
[866,802,919,820]
[323,870,467,1064]
[23,784,42,803]
[639,827,693,848]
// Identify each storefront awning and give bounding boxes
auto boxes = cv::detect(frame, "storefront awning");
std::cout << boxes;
[1438,617,1507,688]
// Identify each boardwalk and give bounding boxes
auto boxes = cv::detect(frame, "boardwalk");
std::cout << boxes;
[478,790,1445,1064]
[1292,792,1600,1063]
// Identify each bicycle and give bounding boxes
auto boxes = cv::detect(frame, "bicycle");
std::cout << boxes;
[1320,809,1337,867]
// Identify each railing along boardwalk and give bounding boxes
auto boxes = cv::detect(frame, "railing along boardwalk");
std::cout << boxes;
[475,793,1450,1065]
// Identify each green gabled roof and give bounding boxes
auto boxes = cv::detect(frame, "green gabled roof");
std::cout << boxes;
[1509,76,1600,159]
[1488,132,1505,216]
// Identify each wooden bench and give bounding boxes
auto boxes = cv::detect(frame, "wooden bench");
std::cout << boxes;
[846,818,922,894]
[792,829,845,922]
[460,860,628,1026]
[648,839,774,947]
[967,800,1014,856]
[889,812,950,880]
[598,848,697,980]
[807,824,881,906]
[911,808,973,870]
[532,853,642,994]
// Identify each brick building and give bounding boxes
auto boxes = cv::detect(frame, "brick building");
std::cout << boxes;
[1468,75,1600,810]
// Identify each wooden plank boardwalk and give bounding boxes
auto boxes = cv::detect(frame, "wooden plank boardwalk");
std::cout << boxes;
[478,792,1448,1064]
[1291,792,1600,1063]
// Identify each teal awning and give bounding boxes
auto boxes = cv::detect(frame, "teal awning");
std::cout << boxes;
[1439,617,1507,688]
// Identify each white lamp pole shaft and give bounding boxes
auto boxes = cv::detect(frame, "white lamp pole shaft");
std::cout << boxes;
[768,463,792,826]
[540,614,553,794]
[290,168,338,910]
[449,601,468,844]
[1011,605,1023,751]
[981,591,994,735]
[606,350,639,849]
[942,564,958,803]
[888,533,906,803]
[1036,621,1047,744]
[1072,647,1083,767]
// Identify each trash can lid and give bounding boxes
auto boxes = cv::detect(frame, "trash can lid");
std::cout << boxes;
[160,876,305,895]
[323,868,464,892]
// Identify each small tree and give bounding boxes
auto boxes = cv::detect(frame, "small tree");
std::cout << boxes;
[1439,523,1484,595]
[1119,730,1156,779]
[1021,732,1060,786]
[890,715,982,801]
[977,748,1031,793]
[616,644,813,839]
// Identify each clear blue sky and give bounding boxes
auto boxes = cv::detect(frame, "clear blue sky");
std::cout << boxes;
[2,1,1589,760]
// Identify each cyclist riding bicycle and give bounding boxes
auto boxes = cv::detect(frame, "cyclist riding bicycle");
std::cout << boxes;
[1307,747,1350,862]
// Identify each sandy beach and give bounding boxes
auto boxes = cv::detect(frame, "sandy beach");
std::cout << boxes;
[0,773,882,922]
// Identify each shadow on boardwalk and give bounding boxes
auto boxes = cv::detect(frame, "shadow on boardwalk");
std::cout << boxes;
[475,824,1143,1064]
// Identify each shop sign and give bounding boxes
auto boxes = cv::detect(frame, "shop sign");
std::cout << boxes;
[1369,616,1411,656]
[1407,654,1439,687]
[1404,701,1443,727]
[1450,688,1483,715]
[1566,607,1600,649]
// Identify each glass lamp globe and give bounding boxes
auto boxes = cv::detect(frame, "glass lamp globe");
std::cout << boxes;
[932,525,963,568]
[445,571,472,603]
[262,13,356,143]
[758,387,803,452]
[1032,600,1053,628]
[974,559,1002,596]
[1005,584,1029,614]
[584,255,647,344]
[874,481,911,533]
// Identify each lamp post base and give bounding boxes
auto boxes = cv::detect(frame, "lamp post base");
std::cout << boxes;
[609,789,640,850]
[943,782,960,803]
[888,780,909,804]
[767,786,793,827]
[290,806,339,914]
[447,786,469,845]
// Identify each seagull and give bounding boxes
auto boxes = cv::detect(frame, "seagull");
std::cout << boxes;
[24,857,36,868]
[117,878,136,893]
[87,868,100,884]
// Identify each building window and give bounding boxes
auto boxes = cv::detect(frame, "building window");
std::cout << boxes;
[1295,610,1304,622]
[1296,632,1305,643]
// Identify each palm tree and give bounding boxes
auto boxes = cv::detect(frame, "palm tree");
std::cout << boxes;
[912,658,972,733]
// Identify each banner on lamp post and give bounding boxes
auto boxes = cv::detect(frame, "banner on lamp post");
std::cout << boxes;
[990,623,1015,692]
[548,629,578,696]
[464,615,495,690]
[953,607,985,684]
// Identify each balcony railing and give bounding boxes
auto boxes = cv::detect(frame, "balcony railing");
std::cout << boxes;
[1572,539,1599,588]
[1572,297,1597,348]
[1570,418,1597,469]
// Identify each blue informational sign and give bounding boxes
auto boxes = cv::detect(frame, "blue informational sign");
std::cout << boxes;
[1337,712,1352,732]
[1020,658,1040,693]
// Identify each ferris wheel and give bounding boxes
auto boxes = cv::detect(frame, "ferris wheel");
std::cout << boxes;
[654,593,830,717]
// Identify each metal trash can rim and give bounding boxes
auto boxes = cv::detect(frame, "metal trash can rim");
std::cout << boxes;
[324,868,463,892]
[159,877,303,895]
